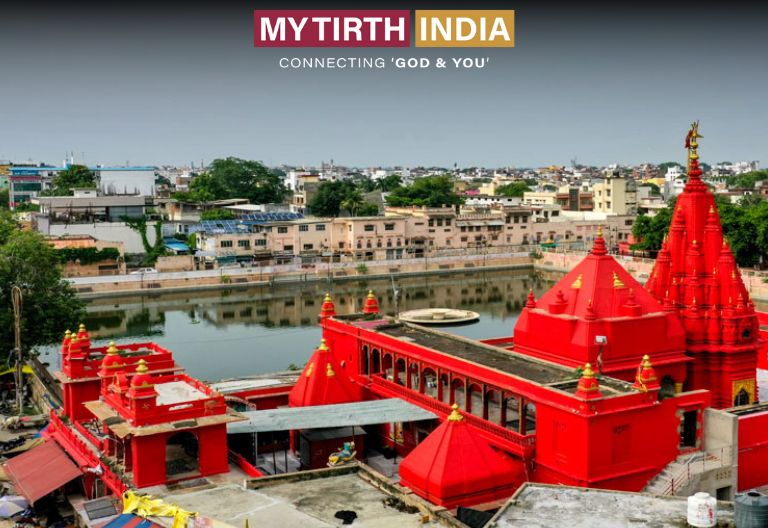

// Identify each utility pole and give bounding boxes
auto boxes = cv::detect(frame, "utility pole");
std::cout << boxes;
[12,285,23,415]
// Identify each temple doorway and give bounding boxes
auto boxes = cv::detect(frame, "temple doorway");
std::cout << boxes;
[166,431,199,478]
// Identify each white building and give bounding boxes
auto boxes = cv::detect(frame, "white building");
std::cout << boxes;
[97,167,156,196]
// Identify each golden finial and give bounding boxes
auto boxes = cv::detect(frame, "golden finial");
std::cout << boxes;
[367,290,375,298]
[709,205,715,214]
[64,329,71,339]
[642,354,653,369]
[79,323,86,331]
[596,225,603,237]
[731,269,737,279]
[326,362,335,377]
[582,363,595,378]
[447,403,464,422]
[692,239,697,246]
[107,341,119,355]
[318,338,329,351]
[324,292,332,302]
[613,272,625,288]
[70,336,79,344]
[136,359,148,374]
[571,274,583,289]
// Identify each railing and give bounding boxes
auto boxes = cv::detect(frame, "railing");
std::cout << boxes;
[369,375,536,456]
[654,447,732,496]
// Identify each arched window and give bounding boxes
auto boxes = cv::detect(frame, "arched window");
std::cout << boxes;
[395,358,407,386]
[422,368,438,398]
[372,349,381,375]
[360,345,370,375]
[734,388,750,407]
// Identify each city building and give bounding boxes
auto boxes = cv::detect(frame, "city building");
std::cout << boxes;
[592,174,638,215]
[34,192,157,254]
[8,163,157,209]
[46,235,126,277]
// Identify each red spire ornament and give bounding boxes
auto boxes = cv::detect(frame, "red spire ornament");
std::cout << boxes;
[319,292,337,319]
[362,290,380,315]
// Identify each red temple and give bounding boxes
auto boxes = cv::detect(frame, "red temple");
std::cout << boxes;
[21,123,768,517]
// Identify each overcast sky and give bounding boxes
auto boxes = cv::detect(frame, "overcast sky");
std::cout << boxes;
[1,1,766,168]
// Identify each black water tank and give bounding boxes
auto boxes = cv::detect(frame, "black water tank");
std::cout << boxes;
[735,491,768,528]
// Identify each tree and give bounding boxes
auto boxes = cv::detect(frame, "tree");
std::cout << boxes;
[201,208,236,220]
[658,162,684,173]
[308,181,379,217]
[631,198,676,252]
[385,175,463,208]
[726,170,768,190]
[0,211,85,362]
[377,174,403,192]
[308,181,354,216]
[496,181,531,198]
[641,183,661,196]
[187,172,228,202]
[206,157,286,204]
[341,190,365,216]
[50,165,96,195]
[0,188,8,209]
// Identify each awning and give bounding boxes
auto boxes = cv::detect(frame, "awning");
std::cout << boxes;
[96,514,164,528]
[3,440,82,504]
[228,398,437,434]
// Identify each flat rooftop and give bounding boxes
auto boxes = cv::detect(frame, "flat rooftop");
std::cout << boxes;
[488,483,735,528]
[149,466,451,528]
[154,381,208,406]
[375,322,573,385]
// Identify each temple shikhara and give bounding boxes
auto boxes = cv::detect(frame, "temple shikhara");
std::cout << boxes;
[9,123,768,522]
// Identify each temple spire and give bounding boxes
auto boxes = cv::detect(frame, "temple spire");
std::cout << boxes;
[591,226,607,256]
[684,121,706,192]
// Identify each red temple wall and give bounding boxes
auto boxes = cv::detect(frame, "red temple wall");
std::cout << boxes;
[131,424,230,489]
[737,410,768,491]
[64,380,101,422]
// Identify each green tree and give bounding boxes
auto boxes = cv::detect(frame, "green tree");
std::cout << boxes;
[187,172,228,202]
[726,170,768,190]
[341,190,366,216]
[0,211,85,362]
[658,161,684,173]
[50,165,96,195]
[377,174,403,192]
[0,188,9,209]
[496,181,531,197]
[206,157,286,204]
[631,198,676,252]
[641,183,661,196]
[201,208,236,220]
[385,175,463,208]
[308,181,354,216]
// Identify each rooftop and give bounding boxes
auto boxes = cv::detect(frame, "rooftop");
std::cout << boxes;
[376,323,573,385]
[145,465,456,528]
[487,483,735,528]
[154,381,208,406]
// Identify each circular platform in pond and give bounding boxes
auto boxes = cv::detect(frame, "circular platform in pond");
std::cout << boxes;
[398,308,480,325]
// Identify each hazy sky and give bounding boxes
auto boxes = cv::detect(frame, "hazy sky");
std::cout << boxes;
[1,1,766,168]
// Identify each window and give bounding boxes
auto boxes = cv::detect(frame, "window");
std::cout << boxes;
[237,240,250,249]
[303,243,313,250]
[428,219,434,227]
[220,240,233,248]
[255,239,266,246]
[284,245,294,252]
[384,223,395,231]
[445,219,451,226]
[316,224,326,231]
[299,225,308,232]
[364,224,374,232]
[277,226,288,234]
[436,219,443,227]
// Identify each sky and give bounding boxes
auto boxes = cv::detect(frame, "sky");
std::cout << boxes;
[0,1,766,168]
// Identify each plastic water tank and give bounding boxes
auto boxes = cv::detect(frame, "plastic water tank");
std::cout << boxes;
[735,491,768,528]
[687,492,717,528]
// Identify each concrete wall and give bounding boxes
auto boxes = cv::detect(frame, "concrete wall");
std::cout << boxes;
[99,169,155,196]
[39,221,158,254]
[156,255,195,272]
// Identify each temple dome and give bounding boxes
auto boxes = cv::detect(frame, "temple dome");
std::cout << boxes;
[399,404,525,509]
[288,339,363,407]
[513,229,689,381]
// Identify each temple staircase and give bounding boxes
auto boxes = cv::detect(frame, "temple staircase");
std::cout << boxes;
[644,450,731,496]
